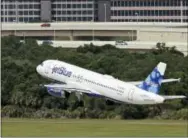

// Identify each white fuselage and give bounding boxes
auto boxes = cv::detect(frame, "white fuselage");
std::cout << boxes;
[36,60,164,105]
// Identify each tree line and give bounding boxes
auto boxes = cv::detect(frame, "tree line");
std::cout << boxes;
[1,36,188,119]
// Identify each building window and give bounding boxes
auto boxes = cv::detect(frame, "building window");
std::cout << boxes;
[73,17,77,21]
[24,4,28,9]
[67,17,71,21]
[62,17,66,21]
[29,5,33,9]
[57,4,61,8]
[83,17,87,21]
[18,5,23,9]
[52,4,56,8]
[34,4,40,9]
[29,11,33,15]
[88,4,92,8]
[140,1,144,6]
[67,11,71,15]
[183,10,188,16]
[73,11,76,15]
[9,11,14,15]
[114,1,117,6]
[34,11,40,15]
[77,4,81,8]
[67,4,71,8]
[24,11,28,15]
[82,4,86,8]
[73,4,76,8]
[19,11,23,15]
[8,4,14,9]
[24,17,28,22]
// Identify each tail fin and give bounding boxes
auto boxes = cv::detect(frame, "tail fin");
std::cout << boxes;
[137,62,166,94]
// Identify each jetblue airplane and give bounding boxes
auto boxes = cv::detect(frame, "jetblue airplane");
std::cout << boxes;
[36,60,186,105]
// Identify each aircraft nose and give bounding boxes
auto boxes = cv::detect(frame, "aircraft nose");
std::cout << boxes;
[36,65,42,74]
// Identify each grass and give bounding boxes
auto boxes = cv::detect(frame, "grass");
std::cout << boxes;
[1,118,187,137]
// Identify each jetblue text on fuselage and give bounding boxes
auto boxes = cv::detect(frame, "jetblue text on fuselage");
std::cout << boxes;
[52,66,72,77]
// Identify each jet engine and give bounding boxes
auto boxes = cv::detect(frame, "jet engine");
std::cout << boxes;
[47,87,70,98]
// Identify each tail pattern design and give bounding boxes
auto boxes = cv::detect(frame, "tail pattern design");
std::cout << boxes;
[137,62,166,94]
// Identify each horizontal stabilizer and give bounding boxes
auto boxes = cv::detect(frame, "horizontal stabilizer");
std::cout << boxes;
[162,95,186,100]
[161,78,181,83]
[131,78,181,86]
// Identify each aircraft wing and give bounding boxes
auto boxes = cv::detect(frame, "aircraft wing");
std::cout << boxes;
[43,82,102,96]
[161,95,186,100]
[129,78,181,86]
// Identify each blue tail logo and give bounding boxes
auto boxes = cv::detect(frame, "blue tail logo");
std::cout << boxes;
[137,62,166,94]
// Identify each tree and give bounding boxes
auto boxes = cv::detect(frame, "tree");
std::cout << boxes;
[1,36,188,119]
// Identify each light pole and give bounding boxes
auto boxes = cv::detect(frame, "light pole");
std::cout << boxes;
[53,29,55,41]
[135,12,139,41]
[135,12,138,23]
[23,32,25,43]
[180,0,183,23]
[104,3,106,22]
[3,1,5,22]
[91,19,94,41]
[15,0,18,23]
[132,30,134,41]
[5,2,8,22]
[92,22,94,41]
[92,2,95,41]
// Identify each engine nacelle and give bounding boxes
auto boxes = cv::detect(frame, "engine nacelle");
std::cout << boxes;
[47,87,70,98]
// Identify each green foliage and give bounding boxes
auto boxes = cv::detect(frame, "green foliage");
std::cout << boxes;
[1,36,188,119]
[153,42,184,56]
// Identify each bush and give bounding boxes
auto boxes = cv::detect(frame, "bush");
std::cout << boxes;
[2,105,24,117]
[174,108,188,120]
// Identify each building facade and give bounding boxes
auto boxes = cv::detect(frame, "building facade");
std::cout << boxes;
[51,0,96,22]
[110,0,188,22]
[1,0,41,22]
[1,0,188,23]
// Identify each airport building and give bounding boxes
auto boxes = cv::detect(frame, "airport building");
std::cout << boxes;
[110,0,188,22]
[1,0,188,23]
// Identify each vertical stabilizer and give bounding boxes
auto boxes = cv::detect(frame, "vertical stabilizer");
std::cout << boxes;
[137,62,166,94]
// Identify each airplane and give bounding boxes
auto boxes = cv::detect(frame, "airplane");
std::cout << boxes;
[36,60,186,105]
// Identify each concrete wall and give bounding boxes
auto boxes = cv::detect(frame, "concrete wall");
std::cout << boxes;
[2,30,136,38]
[2,29,186,43]
[2,22,187,42]
[40,0,51,22]
[138,31,187,42]
[2,22,188,31]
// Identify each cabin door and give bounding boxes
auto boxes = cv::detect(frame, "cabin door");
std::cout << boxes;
[128,88,134,101]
